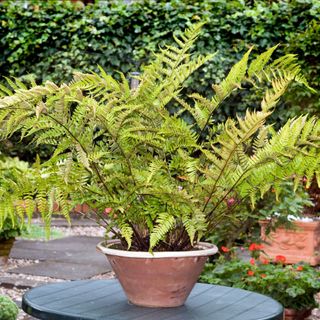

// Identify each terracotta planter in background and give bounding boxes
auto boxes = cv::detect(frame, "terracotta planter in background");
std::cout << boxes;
[0,237,15,265]
[52,202,92,214]
[97,240,217,307]
[284,308,311,320]
[260,220,320,265]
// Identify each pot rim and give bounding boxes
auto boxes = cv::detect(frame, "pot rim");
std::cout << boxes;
[97,240,218,259]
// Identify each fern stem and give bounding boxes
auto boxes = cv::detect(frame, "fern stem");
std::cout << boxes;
[207,195,249,230]
[205,169,250,221]
[45,114,114,198]
[96,113,138,187]
[79,210,122,239]
[128,221,148,251]
[201,146,236,213]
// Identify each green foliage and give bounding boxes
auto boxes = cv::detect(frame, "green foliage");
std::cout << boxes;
[0,23,319,252]
[205,179,314,249]
[0,295,19,320]
[258,180,314,223]
[200,248,320,310]
[0,156,71,239]
[0,0,318,116]
[0,218,21,240]
[0,0,319,161]
[20,224,65,240]
[0,157,30,239]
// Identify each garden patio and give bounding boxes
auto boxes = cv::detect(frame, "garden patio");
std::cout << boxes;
[0,0,319,320]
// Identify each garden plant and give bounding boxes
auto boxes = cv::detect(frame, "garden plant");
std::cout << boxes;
[0,23,319,252]
[200,245,320,311]
[0,157,35,239]
[0,295,19,320]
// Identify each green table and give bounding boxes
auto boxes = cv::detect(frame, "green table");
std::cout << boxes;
[22,279,283,320]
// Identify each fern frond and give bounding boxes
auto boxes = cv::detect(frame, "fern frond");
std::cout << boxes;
[119,221,134,249]
[248,44,279,78]
[213,47,253,101]
[149,213,175,250]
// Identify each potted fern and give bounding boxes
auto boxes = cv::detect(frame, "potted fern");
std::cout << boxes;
[0,23,319,307]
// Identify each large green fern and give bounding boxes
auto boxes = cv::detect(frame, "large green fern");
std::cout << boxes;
[0,23,318,251]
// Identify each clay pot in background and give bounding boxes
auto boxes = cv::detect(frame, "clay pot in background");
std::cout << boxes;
[284,308,311,320]
[0,238,15,265]
[260,220,320,265]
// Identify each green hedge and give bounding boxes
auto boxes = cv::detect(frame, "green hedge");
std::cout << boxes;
[0,0,319,159]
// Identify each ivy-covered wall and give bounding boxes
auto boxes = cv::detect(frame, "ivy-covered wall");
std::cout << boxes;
[0,0,319,160]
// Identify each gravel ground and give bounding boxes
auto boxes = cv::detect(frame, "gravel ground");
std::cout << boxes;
[1,258,115,320]
[19,223,107,239]
[61,226,106,237]
[1,226,113,320]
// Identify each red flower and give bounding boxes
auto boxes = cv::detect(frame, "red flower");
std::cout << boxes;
[221,246,230,253]
[249,243,264,251]
[262,259,270,265]
[104,207,112,215]
[247,270,254,276]
[275,255,286,263]
[250,258,255,265]
[261,274,267,278]
[296,266,304,271]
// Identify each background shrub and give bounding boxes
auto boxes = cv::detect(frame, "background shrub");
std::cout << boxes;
[0,0,319,160]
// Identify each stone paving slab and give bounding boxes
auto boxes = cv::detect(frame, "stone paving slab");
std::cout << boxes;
[10,236,107,261]
[9,261,108,280]
[8,236,111,280]
[0,276,48,289]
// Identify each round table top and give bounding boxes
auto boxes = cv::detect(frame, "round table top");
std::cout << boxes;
[22,279,283,320]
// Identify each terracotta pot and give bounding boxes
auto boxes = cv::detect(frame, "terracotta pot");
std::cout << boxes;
[260,220,320,265]
[52,202,92,214]
[0,237,15,265]
[97,240,217,307]
[284,308,311,320]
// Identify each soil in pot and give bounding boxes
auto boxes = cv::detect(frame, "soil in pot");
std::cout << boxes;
[0,237,15,265]
[97,241,217,308]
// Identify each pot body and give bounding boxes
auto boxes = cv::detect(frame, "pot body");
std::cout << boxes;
[260,220,320,265]
[0,237,15,265]
[97,241,217,307]
[284,308,311,320]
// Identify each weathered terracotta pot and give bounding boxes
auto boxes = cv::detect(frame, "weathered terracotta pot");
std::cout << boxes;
[52,202,92,214]
[260,220,320,265]
[97,240,217,307]
[0,237,15,265]
[284,308,311,320]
